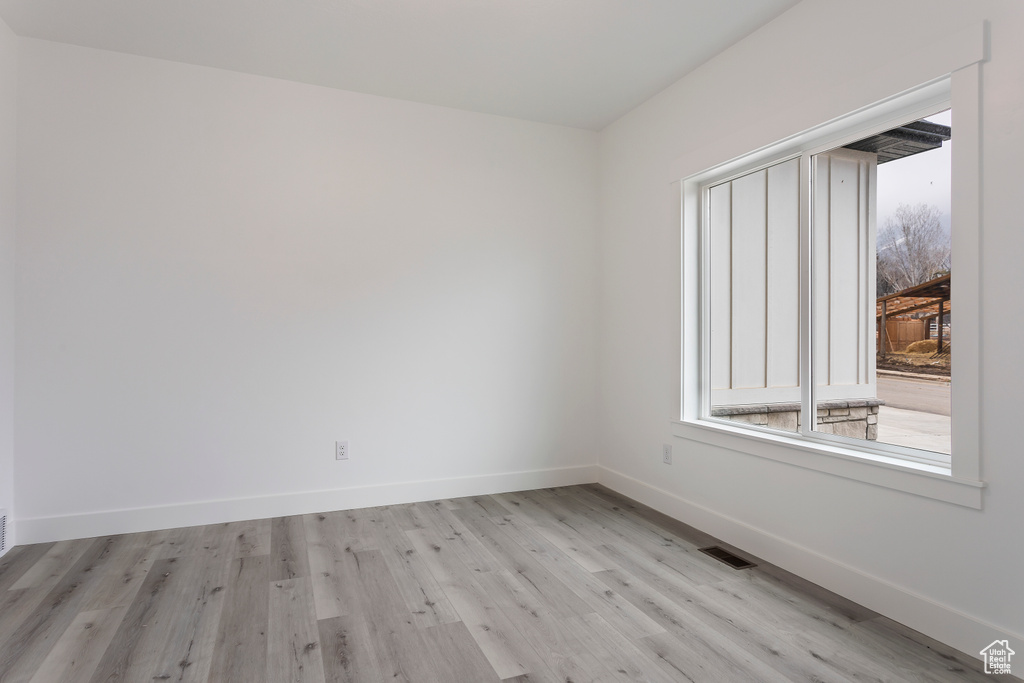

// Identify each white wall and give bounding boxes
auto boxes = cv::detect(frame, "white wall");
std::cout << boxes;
[0,16,16,551]
[14,39,600,540]
[598,0,1023,657]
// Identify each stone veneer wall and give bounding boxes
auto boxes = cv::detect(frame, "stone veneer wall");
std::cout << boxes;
[711,399,883,439]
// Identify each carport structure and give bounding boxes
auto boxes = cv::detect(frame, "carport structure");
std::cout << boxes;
[877,274,951,355]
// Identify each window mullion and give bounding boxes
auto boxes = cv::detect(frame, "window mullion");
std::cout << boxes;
[798,152,814,437]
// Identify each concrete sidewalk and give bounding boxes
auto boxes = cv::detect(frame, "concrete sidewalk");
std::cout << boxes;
[876,375,950,416]
[876,405,951,454]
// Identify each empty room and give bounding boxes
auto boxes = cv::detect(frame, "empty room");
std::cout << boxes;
[0,0,1021,681]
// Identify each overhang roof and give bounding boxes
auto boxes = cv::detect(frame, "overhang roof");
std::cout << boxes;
[876,274,951,321]
[844,120,951,164]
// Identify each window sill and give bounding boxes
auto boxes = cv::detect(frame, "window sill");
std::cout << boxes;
[670,419,984,509]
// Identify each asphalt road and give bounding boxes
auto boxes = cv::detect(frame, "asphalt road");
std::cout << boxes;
[876,375,950,416]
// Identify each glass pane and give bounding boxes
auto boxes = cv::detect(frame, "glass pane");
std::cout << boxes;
[811,110,951,456]
[708,159,800,433]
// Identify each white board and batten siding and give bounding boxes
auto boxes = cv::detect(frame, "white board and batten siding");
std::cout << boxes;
[814,148,877,401]
[710,150,877,408]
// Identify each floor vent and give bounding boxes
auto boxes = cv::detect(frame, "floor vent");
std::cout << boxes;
[0,510,6,556]
[699,546,756,570]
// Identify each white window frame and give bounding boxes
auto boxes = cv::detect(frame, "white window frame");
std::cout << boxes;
[672,26,986,508]
[701,102,952,468]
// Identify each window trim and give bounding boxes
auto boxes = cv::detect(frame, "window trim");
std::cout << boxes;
[673,26,986,508]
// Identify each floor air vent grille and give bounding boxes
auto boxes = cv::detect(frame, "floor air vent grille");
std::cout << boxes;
[699,546,756,569]
[0,510,6,556]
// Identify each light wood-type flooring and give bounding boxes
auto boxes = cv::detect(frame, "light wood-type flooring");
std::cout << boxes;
[0,484,1004,682]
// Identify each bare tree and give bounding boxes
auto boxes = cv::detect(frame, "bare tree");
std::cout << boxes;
[876,203,950,295]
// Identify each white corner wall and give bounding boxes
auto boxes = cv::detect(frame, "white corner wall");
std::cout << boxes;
[14,39,600,542]
[597,0,1023,658]
[0,16,17,552]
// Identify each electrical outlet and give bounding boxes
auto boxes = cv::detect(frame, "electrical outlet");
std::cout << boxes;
[336,440,349,460]
[662,444,672,464]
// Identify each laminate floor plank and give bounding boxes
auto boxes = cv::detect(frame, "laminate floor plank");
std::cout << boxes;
[383,503,422,532]
[364,506,461,628]
[561,612,679,683]
[148,543,232,683]
[595,542,729,605]
[218,518,271,559]
[411,501,503,573]
[401,501,440,530]
[86,556,179,683]
[634,630,791,683]
[580,484,722,548]
[596,567,860,683]
[473,568,606,683]
[419,620,503,683]
[460,495,514,518]
[605,576,800,683]
[526,520,615,575]
[303,512,364,621]
[0,535,128,683]
[346,549,436,682]
[406,526,558,682]
[268,577,326,683]
[562,485,708,552]
[317,508,376,553]
[270,515,311,581]
[157,524,211,559]
[718,570,873,635]
[84,549,231,683]
[491,514,666,641]
[554,492,731,586]
[0,544,54,593]
[580,485,881,624]
[490,491,551,526]
[848,617,994,682]
[0,485,998,682]
[80,530,168,611]
[207,555,270,683]
[350,548,419,625]
[697,575,901,682]
[754,559,881,623]
[518,487,670,554]
[26,606,127,683]
[493,491,617,573]
[0,543,97,656]
[318,614,386,683]
[8,539,92,591]
[452,507,594,619]
[573,484,731,557]
[0,588,34,642]
[572,487,732,567]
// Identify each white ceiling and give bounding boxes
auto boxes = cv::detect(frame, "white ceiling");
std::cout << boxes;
[0,0,800,130]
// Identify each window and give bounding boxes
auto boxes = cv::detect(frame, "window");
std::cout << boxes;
[705,108,952,468]
[675,57,985,508]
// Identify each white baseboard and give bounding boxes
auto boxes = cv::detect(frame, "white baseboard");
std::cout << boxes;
[16,464,600,544]
[597,465,1023,661]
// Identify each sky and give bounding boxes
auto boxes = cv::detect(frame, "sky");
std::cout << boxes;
[875,108,952,233]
